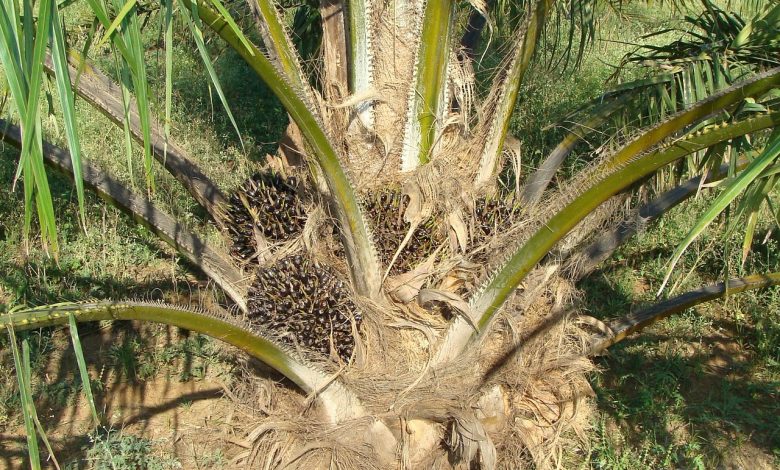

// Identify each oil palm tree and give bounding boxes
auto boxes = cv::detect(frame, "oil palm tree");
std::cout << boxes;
[1,0,779,467]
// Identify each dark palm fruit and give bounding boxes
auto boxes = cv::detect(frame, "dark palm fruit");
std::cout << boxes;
[226,173,307,262]
[247,255,360,361]
[362,189,440,275]
[467,197,520,267]
[473,197,519,241]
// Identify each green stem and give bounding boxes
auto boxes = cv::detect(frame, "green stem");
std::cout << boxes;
[416,0,454,164]
[250,0,311,95]
[1,302,362,423]
[401,0,455,169]
[475,0,551,185]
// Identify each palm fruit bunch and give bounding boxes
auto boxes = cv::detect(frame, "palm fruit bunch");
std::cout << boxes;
[247,255,360,361]
[362,189,440,275]
[473,197,520,242]
[226,172,307,262]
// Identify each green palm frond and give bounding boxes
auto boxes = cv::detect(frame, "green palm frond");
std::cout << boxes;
[628,0,779,69]
[660,128,780,293]
[0,301,370,424]
[400,0,457,170]
[434,98,780,365]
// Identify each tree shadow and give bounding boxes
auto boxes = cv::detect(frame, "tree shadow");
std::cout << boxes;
[577,268,637,317]
[577,236,780,467]
[0,312,269,469]
[0,385,224,469]
[591,314,780,467]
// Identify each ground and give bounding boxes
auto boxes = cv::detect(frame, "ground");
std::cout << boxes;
[578,200,780,469]
[1,321,242,469]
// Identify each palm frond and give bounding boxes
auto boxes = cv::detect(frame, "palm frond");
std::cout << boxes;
[566,157,751,279]
[589,271,780,354]
[0,120,249,311]
[627,0,779,69]
[249,0,320,112]
[400,0,456,170]
[345,0,375,127]
[1,301,372,424]
[473,0,552,186]
[433,101,780,365]
[660,128,780,293]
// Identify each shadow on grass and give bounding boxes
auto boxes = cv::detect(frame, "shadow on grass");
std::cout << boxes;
[0,385,222,469]
[587,297,780,467]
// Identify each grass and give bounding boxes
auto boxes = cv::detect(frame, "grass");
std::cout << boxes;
[65,427,182,469]
[1,8,267,464]
[578,192,780,468]
[106,330,223,383]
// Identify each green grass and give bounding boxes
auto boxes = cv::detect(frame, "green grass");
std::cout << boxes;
[579,190,780,468]
[0,7,277,464]
[64,427,182,469]
[107,330,222,383]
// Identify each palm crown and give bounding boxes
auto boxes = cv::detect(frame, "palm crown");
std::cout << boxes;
[1,0,779,467]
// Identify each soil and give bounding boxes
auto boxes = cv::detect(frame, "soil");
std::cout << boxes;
[0,322,245,469]
[596,301,779,469]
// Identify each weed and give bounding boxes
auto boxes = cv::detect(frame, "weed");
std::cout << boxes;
[194,449,227,468]
[583,181,780,467]
[107,340,143,382]
[63,427,181,470]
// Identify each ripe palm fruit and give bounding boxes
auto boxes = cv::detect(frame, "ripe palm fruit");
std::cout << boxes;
[473,197,519,241]
[362,189,440,275]
[247,255,360,361]
[226,173,307,262]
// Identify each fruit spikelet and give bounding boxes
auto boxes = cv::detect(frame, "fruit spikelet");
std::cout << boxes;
[226,172,307,262]
[247,255,360,361]
[362,189,440,275]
